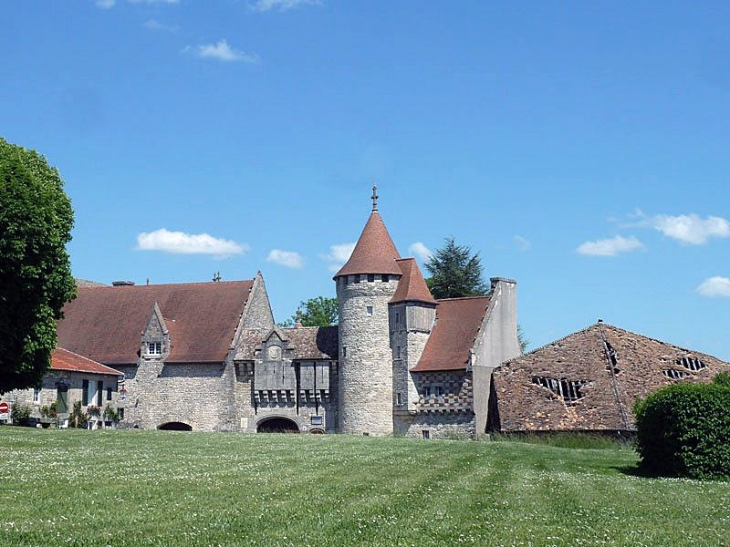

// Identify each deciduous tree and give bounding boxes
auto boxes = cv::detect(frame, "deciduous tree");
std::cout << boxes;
[0,138,76,393]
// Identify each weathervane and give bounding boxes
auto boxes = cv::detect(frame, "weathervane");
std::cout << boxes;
[371,183,379,211]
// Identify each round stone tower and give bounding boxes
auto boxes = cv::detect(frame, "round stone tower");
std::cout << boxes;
[335,187,401,435]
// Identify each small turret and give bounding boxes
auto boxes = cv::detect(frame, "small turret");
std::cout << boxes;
[335,185,401,435]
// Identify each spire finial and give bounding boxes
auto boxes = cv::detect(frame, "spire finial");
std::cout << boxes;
[371,183,379,211]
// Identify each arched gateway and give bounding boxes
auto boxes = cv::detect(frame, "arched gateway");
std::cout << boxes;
[158,422,192,431]
[257,417,299,433]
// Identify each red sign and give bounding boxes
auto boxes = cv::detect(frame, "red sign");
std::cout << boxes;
[0,402,9,414]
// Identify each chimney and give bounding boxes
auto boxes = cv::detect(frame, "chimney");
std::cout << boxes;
[112,280,135,287]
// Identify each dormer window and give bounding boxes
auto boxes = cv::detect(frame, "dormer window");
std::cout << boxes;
[147,341,162,356]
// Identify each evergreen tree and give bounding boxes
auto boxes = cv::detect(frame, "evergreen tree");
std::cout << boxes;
[0,138,76,393]
[425,236,488,299]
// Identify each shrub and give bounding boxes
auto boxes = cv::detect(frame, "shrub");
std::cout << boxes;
[68,401,88,429]
[103,404,119,423]
[634,375,730,479]
[40,401,58,420]
[10,403,33,426]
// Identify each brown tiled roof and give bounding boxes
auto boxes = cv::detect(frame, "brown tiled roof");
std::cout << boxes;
[412,296,491,372]
[52,348,122,376]
[492,322,730,432]
[390,258,437,305]
[335,211,402,277]
[57,281,253,365]
[281,326,339,360]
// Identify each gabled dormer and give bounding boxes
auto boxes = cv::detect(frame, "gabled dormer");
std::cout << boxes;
[140,302,171,361]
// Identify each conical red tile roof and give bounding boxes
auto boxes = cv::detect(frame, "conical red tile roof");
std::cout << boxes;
[390,258,437,304]
[335,211,402,277]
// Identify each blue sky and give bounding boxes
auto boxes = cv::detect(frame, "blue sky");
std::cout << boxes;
[2,1,728,359]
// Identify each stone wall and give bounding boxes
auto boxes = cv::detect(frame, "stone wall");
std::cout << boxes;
[117,360,228,431]
[3,370,121,426]
[394,412,476,439]
[337,274,399,435]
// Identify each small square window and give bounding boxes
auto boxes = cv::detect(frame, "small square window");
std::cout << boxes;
[147,342,162,356]
[367,274,375,282]
[354,275,361,283]
[367,306,374,316]
[311,416,323,426]
[422,430,430,440]
[382,275,389,282]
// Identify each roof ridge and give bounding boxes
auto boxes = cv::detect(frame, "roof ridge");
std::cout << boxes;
[436,295,491,302]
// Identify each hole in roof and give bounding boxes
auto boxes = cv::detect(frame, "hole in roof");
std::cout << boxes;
[677,357,706,371]
[663,369,686,380]
[531,377,589,405]
[604,342,620,374]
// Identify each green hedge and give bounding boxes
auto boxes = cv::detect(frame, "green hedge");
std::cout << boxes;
[634,374,730,479]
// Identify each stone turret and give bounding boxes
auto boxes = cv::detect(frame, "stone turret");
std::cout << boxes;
[335,186,401,435]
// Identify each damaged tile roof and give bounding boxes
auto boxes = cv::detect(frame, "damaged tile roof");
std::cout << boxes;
[412,296,491,372]
[390,258,437,305]
[52,348,122,376]
[335,211,403,277]
[234,326,338,361]
[57,281,254,365]
[492,322,730,432]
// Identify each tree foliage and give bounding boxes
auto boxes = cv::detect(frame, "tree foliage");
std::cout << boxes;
[279,296,339,328]
[425,236,488,299]
[0,138,76,393]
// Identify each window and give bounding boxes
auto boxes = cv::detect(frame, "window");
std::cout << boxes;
[33,388,41,404]
[424,386,431,397]
[354,275,361,284]
[366,306,373,316]
[382,275,389,282]
[396,392,402,405]
[367,274,375,283]
[342,346,347,358]
[107,387,113,401]
[82,379,89,406]
[147,342,162,356]
[311,416,323,426]
[422,430,430,440]
[118,408,125,420]
[396,346,401,359]
[435,386,444,397]
[97,381,103,406]
[395,311,400,324]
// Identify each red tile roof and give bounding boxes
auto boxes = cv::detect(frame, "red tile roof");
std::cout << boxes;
[412,296,491,372]
[57,281,253,365]
[390,258,437,305]
[52,348,122,376]
[335,211,403,277]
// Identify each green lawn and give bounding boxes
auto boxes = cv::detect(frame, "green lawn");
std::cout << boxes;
[1,428,728,546]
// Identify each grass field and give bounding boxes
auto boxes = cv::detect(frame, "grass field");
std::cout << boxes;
[1,428,729,546]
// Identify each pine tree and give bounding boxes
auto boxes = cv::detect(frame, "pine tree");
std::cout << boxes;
[425,237,488,299]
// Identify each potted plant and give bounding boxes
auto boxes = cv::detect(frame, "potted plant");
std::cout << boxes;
[103,404,120,428]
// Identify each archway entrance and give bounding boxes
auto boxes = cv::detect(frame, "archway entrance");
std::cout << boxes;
[158,422,192,431]
[257,417,299,433]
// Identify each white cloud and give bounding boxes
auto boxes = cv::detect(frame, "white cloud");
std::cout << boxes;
[576,235,645,257]
[95,0,115,8]
[144,19,179,31]
[267,249,304,269]
[408,242,433,262]
[650,214,730,245]
[251,0,321,12]
[136,229,248,257]
[697,276,730,298]
[513,235,531,251]
[320,243,355,273]
[185,40,260,63]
